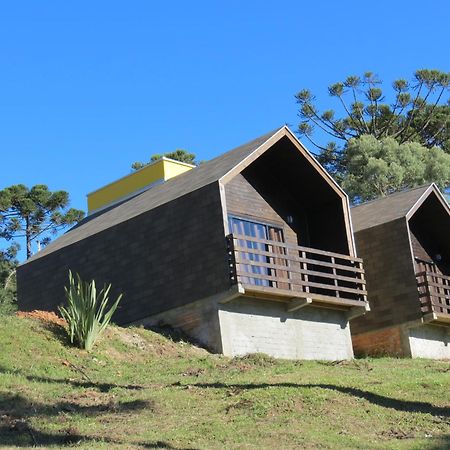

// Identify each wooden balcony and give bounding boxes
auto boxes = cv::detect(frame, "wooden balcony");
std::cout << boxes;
[226,234,369,316]
[416,271,450,324]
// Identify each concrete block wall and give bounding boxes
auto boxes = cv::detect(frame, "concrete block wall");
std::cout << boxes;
[136,293,356,361]
[408,325,450,359]
[352,322,450,359]
[219,297,354,360]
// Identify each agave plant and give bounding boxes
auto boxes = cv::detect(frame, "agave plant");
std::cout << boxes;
[59,271,123,351]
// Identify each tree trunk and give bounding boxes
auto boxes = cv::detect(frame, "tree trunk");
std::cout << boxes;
[26,217,32,259]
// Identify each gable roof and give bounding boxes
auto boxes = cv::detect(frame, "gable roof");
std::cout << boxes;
[24,125,349,264]
[351,184,449,232]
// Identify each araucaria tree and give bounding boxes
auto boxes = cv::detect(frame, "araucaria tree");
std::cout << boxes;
[132,149,198,171]
[0,184,85,259]
[295,69,450,201]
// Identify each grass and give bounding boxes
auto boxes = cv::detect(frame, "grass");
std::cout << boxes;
[0,314,449,449]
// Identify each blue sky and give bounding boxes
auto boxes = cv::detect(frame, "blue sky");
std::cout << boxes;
[1,1,449,257]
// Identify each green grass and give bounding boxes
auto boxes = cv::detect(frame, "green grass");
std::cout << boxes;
[0,315,449,449]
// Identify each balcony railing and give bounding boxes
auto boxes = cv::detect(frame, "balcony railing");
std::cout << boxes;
[226,233,367,310]
[416,271,450,319]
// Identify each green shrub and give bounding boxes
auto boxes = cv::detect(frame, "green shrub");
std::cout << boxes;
[0,268,17,316]
[58,271,123,351]
[0,288,17,315]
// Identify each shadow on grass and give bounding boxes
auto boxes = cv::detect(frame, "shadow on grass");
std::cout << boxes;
[425,434,450,450]
[36,320,72,347]
[0,392,153,417]
[0,393,199,448]
[0,424,196,449]
[0,365,144,392]
[177,382,450,418]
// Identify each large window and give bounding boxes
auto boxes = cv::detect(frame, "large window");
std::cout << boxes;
[229,216,285,286]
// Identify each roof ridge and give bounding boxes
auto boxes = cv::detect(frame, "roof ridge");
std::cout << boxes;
[352,183,433,209]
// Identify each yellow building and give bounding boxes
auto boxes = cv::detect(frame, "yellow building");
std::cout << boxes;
[87,157,194,214]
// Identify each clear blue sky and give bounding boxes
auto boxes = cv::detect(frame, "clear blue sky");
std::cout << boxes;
[1,1,449,255]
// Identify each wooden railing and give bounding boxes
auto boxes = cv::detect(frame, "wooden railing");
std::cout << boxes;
[226,234,367,304]
[416,271,450,317]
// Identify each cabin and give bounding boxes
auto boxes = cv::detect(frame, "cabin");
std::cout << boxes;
[17,126,368,360]
[351,184,450,359]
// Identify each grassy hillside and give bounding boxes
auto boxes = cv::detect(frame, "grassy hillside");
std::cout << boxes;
[0,314,449,449]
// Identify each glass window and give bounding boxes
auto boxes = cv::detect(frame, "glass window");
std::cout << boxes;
[229,216,284,287]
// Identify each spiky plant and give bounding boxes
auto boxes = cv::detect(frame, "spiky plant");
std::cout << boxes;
[59,271,123,351]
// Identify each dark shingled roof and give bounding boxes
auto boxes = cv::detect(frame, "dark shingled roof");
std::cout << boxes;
[25,127,284,263]
[351,184,433,232]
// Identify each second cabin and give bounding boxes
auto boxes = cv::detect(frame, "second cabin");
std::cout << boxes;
[351,184,450,359]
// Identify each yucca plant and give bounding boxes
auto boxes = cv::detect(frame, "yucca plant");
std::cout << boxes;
[59,271,123,351]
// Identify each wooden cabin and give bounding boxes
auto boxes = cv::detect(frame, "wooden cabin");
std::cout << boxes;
[351,184,450,358]
[17,126,368,360]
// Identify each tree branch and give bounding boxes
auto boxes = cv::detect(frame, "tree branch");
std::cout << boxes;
[301,133,330,153]
[395,81,424,141]
[351,87,370,133]
[402,87,446,143]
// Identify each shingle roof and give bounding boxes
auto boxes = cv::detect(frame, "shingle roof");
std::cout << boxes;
[25,127,284,263]
[351,184,433,232]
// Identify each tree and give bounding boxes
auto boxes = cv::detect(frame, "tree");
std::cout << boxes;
[0,243,18,288]
[0,244,19,314]
[0,184,85,259]
[0,242,18,279]
[132,149,198,170]
[341,135,450,202]
[295,70,450,180]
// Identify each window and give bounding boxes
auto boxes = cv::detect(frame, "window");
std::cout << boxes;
[229,216,285,287]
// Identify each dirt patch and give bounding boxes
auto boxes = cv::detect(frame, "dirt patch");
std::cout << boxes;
[225,398,254,413]
[104,326,208,360]
[379,428,416,440]
[108,328,149,351]
[61,389,111,408]
[16,310,67,327]
[181,367,205,377]
[218,353,280,372]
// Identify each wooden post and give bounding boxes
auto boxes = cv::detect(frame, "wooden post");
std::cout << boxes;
[358,261,367,303]
[331,256,339,298]
[425,273,434,314]
[226,234,238,285]
[301,250,309,294]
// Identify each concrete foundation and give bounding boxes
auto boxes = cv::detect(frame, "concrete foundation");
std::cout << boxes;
[130,295,224,353]
[218,297,354,360]
[352,323,450,359]
[408,324,450,359]
[133,293,355,360]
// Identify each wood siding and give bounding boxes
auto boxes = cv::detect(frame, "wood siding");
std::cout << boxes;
[17,182,230,325]
[410,231,434,264]
[351,218,422,335]
[224,173,298,245]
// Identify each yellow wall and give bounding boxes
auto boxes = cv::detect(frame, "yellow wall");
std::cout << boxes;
[87,158,193,213]
[163,159,195,180]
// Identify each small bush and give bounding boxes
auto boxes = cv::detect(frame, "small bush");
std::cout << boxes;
[59,271,123,351]
[0,267,17,316]
[0,288,17,315]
